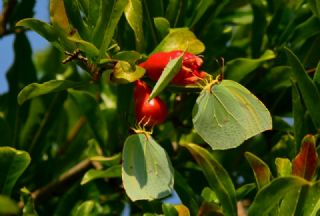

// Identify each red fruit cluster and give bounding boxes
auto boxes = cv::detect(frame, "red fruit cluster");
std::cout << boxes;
[134,80,168,127]
[139,51,207,85]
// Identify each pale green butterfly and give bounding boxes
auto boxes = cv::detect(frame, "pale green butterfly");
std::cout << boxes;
[192,75,272,150]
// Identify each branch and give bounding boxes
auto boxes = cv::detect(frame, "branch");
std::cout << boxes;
[31,159,93,203]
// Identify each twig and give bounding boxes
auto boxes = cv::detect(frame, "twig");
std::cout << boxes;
[0,0,17,36]
[31,159,93,203]
[57,116,87,156]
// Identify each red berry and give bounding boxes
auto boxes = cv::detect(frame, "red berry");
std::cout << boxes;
[134,81,168,127]
[139,51,205,85]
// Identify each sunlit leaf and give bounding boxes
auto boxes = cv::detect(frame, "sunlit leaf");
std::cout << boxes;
[122,134,174,201]
[18,80,86,105]
[248,176,309,216]
[275,158,292,177]
[292,134,318,180]
[152,28,205,54]
[148,53,183,100]
[245,152,271,189]
[67,36,99,57]
[81,165,121,185]
[0,195,19,215]
[112,61,145,83]
[124,0,144,51]
[73,200,98,216]
[0,147,30,195]
[192,80,272,150]
[99,0,129,58]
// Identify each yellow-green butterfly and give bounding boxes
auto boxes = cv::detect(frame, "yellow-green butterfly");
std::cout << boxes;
[192,78,272,150]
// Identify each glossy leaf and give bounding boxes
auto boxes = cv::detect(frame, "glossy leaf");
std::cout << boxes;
[292,134,318,180]
[0,147,30,195]
[182,143,237,216]
[111,50,143,64]
[112,61,145,83]
[67,36,99,57]
[248,176,309,216]
[275,158,292,177]
[122,134,174,201]
[152,28,205,54]
[0,195,19,215]
[192,80,272,150]
[284,47,320,129]
[50,0,71,33]
[124,0,144,51]
[16,18,59,43]
[99,0,129,58]
[18,80,86,105]
[148,53,183,100]
[225,50,276,82]
[81,165,121,185]
[245,152,271,189]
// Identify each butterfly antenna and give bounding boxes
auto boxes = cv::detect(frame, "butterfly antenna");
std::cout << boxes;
[218,57,224,82]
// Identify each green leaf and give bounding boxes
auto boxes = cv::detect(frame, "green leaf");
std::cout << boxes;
[182,143,237,216]
[124,0,144,51]
[81,165,121,185]
[308,0,320,17]
[154,17,170,39]
[291,16,320,47]
[245,152,271,189]
[189,0,214,28]
[292,82,308,150]
[248,176,309,216]
[16,18,59,43]
[99,0,129,59]
[225,50,276,82]
[111,50,143,65]
[236,183,256,200]
[0,195,19,215]
[18,80,86,105]
[50,0,72,37]
[192,80,272,150]
[0,147,31,195]
[148,53,183,101]
[67,36,99,57]
[152,28,205,54]
[73,200,98,216]
[275,158,292,177]
[313,61,320,90]
[278,188,301,216]
[112,61,145,83]
[284,47,320,129]
[292,135,318,180]
[300,181,320,216]
[249,0,268,57]
[162,203,178,216]
[63,0,89,40]
[122,134,174,201]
